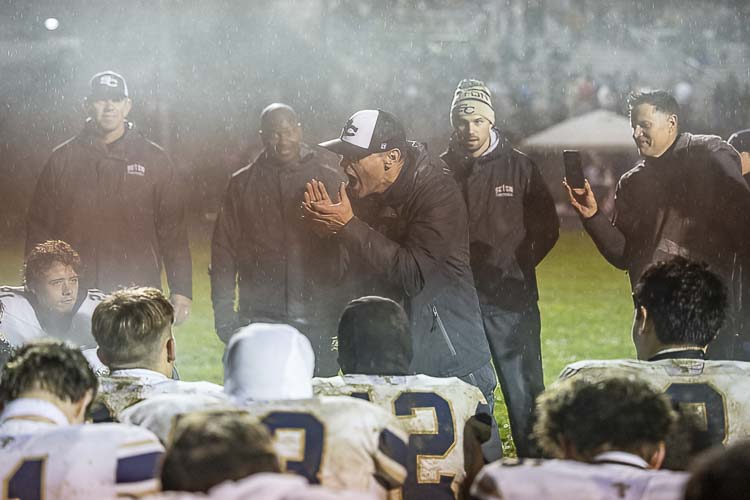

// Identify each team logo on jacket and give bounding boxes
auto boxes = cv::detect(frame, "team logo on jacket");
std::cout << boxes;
[126,164,146,176]
[495,184,514,197]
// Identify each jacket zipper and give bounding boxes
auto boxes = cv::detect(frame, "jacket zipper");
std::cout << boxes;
[432,305,457,356]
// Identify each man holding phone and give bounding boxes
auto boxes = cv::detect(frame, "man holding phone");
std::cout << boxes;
[566,90,750,360]
[441,79,559,457]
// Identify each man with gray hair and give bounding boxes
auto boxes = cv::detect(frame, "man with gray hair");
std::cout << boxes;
[211,103,347,375]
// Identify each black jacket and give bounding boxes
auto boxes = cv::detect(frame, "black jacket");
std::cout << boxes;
[441,132,559,310]
[210,144,347,342]
[338,142,492,377]
[26,123,192,298]
[583,133,750,289]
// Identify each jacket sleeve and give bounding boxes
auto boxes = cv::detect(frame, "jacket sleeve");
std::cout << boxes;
[25,157,57,255]
[523,161,559,266]
[210,175,243,341]
[582,195,629,270]
[154,155,192,299]
[708,139,750,255]
[338,181,464,297]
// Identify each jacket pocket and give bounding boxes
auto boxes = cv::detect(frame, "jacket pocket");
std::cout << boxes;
[432,304,457,356]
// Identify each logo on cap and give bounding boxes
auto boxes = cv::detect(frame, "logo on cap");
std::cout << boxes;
[343,119,359,137]
[99,75,120,88]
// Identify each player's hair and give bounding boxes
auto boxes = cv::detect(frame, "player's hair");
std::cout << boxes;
[627,89,680,116]
[632,257,727,347]
[337,296,413,375]
[23,240,81,289]
[534,377,676,462]
[161,410,280,492]
[684,440,750,500]
[0,340,97,411]
[92,287,174,367]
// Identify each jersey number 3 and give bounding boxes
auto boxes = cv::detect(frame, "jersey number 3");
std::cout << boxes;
[262,412,324,484]
[665,382,728,446]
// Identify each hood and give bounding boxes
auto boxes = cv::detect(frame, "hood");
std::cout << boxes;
[224,323,315,403]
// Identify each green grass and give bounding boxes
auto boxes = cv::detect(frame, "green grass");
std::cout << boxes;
[0,230,634,453]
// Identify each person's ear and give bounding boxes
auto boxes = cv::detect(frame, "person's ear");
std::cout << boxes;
[648,441,666,469]
[384,149,401,170]
[166,336,176,363]
[637,305,649,336]
[72,389,95,423]
[668,114,678,132]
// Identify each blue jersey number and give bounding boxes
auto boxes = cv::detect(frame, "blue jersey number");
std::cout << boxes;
[665,382,728,446]
[262,412,324,484]
[4,458,45,500]
[394,392,456,499]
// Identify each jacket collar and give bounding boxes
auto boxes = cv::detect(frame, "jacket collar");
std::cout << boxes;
[257,143,316,171]
[380,141,427,207]
[77,120,132,160]
[644,132,690,166]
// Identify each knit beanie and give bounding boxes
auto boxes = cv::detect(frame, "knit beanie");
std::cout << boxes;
[450,79,495,126]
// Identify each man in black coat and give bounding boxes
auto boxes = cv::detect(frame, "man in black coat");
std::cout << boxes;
[567,90,750,361]
[211,103,347,375]
[26,71,192,324]
[441,79,559,457]
[302,109,497,409]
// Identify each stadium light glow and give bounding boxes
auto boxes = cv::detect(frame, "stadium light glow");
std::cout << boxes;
[44,18,59,31]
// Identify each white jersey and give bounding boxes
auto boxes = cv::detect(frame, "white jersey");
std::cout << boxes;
[560,357,750,445]
[471,454,688,500]
[145,472,377,500]
[245,397,408,497]
[121,392,233,443]
[0,401,164,499]
[94,368,226,421]
[314,374,488,499]
[0,285,103,348]
[123,393,409,498]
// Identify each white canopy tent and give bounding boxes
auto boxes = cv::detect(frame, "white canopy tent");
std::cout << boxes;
[522,109,636,152]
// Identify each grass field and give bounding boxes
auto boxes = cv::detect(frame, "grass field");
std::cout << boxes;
[0,229,635,452]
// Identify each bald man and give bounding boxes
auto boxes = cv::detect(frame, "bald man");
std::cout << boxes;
[211,103,348,375]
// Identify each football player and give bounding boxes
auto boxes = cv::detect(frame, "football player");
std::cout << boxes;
[684,440,750,500]
[314,295,501,499]
[124,323,409,498]
[471,377,688,499]
[0,240,104,349]
[91,287,224,420]
[560,257,750,448]
[0,340,164,498]
[133,410,372,499]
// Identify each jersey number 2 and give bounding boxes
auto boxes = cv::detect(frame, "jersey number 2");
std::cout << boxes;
[394,392,456,499]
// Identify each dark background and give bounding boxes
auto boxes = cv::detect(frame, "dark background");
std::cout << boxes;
[2,0,749,240]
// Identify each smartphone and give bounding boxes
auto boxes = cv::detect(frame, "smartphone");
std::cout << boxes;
[563,150,585,189]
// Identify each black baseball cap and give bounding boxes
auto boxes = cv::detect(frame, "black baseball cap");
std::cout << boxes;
[320,109,406,159]
[728,129,750,153]
[88,71,129,100]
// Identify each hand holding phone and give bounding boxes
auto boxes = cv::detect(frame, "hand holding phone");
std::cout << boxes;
[563,150,585,189]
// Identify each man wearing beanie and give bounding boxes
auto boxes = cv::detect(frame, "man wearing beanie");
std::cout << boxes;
[441,79,559,457]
